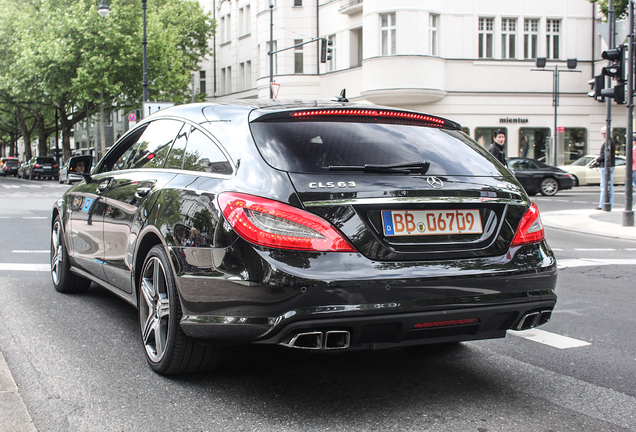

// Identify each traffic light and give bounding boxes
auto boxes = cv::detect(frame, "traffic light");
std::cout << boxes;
[601,83,625,104]
[588,75,605,102]
[320,38,333,63]
[601,46,624,80]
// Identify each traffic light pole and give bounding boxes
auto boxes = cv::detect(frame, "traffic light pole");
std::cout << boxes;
[624,0,634,226]
[603,0,614,212]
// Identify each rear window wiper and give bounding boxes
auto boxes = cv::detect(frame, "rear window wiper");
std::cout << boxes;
[327,161,430,175]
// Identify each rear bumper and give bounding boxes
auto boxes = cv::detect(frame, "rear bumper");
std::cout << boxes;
[173,241,557,347]
[180,298,556,349]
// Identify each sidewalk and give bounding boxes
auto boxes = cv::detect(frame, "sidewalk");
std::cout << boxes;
[0,353,36,431]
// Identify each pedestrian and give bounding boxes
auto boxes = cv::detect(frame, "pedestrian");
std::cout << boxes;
[596,126,615,210]
[488,129,507,166]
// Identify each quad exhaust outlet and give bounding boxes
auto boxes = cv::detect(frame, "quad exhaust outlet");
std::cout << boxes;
[282,330,351,350]
[516,310,552,330]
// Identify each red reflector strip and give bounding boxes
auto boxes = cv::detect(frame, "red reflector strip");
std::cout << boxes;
[413,318,480,329]
[291,109,446,125]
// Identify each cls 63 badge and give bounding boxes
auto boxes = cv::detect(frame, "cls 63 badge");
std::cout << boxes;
[309,181,356,189]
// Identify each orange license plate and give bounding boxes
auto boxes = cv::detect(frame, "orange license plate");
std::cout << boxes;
[382,209,482,236]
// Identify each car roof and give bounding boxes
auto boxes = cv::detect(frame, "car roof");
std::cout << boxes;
[143,100,463,130]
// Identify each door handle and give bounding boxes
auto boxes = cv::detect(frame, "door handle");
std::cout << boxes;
[135,186,152,198]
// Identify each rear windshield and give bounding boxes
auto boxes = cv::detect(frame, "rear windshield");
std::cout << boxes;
[4,160,18,166]
[250,121,508,176]
[37,157,56,164]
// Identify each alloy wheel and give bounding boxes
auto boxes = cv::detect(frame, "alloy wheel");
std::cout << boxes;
[51,220,63,285]
[140,256,171,363]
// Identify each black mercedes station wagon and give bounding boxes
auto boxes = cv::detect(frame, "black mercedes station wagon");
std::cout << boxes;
[51,101,557,375]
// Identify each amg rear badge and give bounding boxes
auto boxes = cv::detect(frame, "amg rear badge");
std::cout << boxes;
[309,181,356,189]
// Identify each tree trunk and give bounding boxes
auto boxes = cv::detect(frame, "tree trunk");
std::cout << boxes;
[17,107,32,161]
[58,104,73,161]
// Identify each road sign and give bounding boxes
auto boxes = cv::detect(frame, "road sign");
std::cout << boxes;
[271,82,280,99]
[128,112,137,123]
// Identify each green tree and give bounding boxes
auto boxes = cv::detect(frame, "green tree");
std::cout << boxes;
[589,0,630,20]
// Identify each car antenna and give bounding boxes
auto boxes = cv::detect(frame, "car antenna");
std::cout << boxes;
[331,89,349,103]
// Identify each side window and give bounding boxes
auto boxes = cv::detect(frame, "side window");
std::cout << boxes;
[126,120,184,170]
[182,127,232,175]
[102,125,148,172]
[164,126,189,170]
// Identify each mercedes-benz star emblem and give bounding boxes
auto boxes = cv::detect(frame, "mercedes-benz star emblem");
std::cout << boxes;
[426,176,444,188]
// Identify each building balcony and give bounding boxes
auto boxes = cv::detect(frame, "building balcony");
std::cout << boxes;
[339,0,362,15]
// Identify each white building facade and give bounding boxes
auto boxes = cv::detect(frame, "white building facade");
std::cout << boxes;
[197,0,628,164]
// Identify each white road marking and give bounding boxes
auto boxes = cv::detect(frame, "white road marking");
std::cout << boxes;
[510,328,591,349]
[558,258,636,269]
[572,201,589,204]
[21,217,47,220]
[573,248,615,251]
[0,263,50,272]
[12,250,49,254]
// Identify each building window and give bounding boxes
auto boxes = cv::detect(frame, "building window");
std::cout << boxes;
[519,128,550,160]
[546,19,560,59]
[429,14,438,56]
[239,5,251,36]
[294,39,303,74]
[199,70,206,94]
[238,63,244,91]
[475,127,507,150]
[226,66,232,94]
[245,5,251,34]
[478,17,494,58]
[270,41,278,75]
[380,12,396,56]
[524,19,539,59]
[350,27,362,67]
[246,60,252,89]
[501,18,516,59]
[294,0,302,6]
[221,68,226,95]
[225,14,231,43]
[327,34,336,72]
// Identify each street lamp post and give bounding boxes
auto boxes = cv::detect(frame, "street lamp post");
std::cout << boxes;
[97,0,110,160]
[532,58,580,166]
[142,0,148,103]
[269,3,274,99]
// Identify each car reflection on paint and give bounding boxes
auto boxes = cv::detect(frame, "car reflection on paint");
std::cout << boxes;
[50,101,557,375]
[508,157,575,196]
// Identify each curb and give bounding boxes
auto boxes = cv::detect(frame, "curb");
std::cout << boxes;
[0,352,36,432]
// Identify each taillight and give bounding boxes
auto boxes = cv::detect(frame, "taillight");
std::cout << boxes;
[511,203,545,246]
[53,164,59,168]
[218,192,356,252]
[34,164,41,168]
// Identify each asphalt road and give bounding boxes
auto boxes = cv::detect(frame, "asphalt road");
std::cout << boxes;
[0,176,635,431]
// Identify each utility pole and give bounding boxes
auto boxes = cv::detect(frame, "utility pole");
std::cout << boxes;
[624,0,634,226]
[603,0,615,212]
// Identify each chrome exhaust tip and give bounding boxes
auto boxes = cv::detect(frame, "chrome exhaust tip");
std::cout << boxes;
[286,331,323,350]
[516,310,552,331]
[325,330,350,350]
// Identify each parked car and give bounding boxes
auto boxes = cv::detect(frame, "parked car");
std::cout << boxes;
[51,101,557,375]
[58,159,87,184]
[0,157,20,177]
[20,156,59,180]
[508,157,575,196]
[558,154,626,186]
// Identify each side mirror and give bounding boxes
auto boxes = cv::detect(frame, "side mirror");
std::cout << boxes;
[69,155,94,182]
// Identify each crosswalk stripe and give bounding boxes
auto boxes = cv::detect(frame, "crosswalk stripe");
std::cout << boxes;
[509,328,591,349]
[0,263,50,272]
[558,258,636,269]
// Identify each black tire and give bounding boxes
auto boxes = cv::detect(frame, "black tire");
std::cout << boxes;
[138,245,219,375]
[540,177,559,196]
[29,171,33,180]
[51,216,91,294]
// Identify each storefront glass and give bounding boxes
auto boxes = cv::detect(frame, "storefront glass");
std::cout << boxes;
[612,128,626,156]
[519,128,550,160]
[564,128,587,164]
[475,127,508,150]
